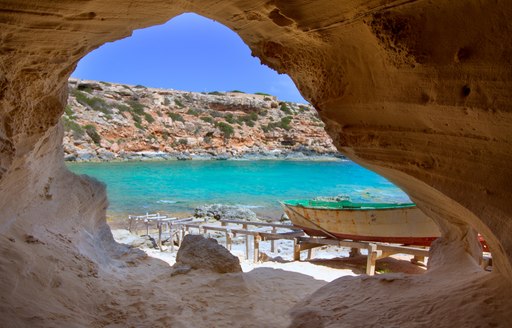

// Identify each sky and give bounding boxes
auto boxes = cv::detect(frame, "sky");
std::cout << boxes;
[72,13,307,103]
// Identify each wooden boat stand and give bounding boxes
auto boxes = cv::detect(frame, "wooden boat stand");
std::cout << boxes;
[128,213,197,251]
[294,236,430,275]
[181,219,304,262]
[127,215,431,276]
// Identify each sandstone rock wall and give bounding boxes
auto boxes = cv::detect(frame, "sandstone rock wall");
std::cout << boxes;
[1,0,511,326]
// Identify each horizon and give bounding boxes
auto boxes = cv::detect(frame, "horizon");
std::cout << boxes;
[72,13,308,104]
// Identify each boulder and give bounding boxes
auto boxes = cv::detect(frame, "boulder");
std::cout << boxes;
[194,204,258,221]
[173,235,241,274]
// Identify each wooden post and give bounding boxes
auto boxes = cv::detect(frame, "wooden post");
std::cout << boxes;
[253,235,261,263]
[146,213,149,235]
[169,225,175,252]
[349,248,361,257]
[294,239,301,261]
[271,227,276,252]
[366,243,378,275]
[157,222,163,252]
[226,231,232,251]
[179,226,185,246]
[411,255,425,265]
[243,224,249,260]
[307,248,314,260]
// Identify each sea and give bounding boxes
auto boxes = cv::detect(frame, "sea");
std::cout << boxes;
[66,159,411,220]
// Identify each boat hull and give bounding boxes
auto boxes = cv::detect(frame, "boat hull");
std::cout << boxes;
[282,203,441,246]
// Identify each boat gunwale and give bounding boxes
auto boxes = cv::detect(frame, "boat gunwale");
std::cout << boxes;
[280,200,417,212]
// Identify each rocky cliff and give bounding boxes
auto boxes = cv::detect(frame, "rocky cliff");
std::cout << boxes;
[64,79,339,161]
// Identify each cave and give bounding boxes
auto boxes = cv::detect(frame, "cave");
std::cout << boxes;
[1,1,511,327]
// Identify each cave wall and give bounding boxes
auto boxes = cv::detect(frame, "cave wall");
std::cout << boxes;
[0,0,511,307]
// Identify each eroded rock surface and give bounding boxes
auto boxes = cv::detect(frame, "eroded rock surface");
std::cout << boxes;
[0,0,511,327]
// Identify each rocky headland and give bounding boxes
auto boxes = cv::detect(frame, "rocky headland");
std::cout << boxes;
[64,78,341,161]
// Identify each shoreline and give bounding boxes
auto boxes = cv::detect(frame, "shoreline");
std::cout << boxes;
[65,149,345,163]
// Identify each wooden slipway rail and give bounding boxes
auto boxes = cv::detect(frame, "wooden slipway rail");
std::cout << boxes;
[127,215,430,276]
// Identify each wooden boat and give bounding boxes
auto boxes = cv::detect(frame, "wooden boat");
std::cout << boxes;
[281,199,441,246]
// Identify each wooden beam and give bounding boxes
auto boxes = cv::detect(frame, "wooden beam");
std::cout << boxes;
[220,219,294,228]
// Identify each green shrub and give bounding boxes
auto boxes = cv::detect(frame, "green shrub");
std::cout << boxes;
[280,116,293,130]
[84,124,101,145]
[143,112,155,123]
[236,112,258,126]
[187,108,200,116]
[208,91,224,96]
[134,121,144,130]
[261,116,293,132]
[178,138,188,145]
[168,112,184,122]
[263,97,272,101]
[255,92,271,96]
[259,109,268,116]
[115,104,131,113]
[224,113,235,124]
[72,89,112,115]
[200,116,214,124]
[299,105,309,111]
[100,81,112,86]
[62,117,84,138]
[126,100,145,116]
[134,84,146,89]
[210,111,223,118]
[163,98,171,106]
[132,113,142,124]
[64,105,76,119]
[230,90,245,93]
[216,122,234,139]
[279,102,292,115]
[174,99,184,108]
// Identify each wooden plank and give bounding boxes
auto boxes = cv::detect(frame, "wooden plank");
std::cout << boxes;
[377,244,430,257]
[297,236,370,249]
[201,225,260,236]
[260,231,304,240]
[220,219,294,228]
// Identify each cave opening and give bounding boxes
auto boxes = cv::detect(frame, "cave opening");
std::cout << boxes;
[64,13,432,275]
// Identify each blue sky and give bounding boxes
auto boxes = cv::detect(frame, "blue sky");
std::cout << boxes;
[72,13,307,103]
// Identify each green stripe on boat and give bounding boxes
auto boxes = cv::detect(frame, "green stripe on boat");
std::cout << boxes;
[281,199,416,210]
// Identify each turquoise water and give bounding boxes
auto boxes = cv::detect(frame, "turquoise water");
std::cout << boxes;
[66,160,410,219]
